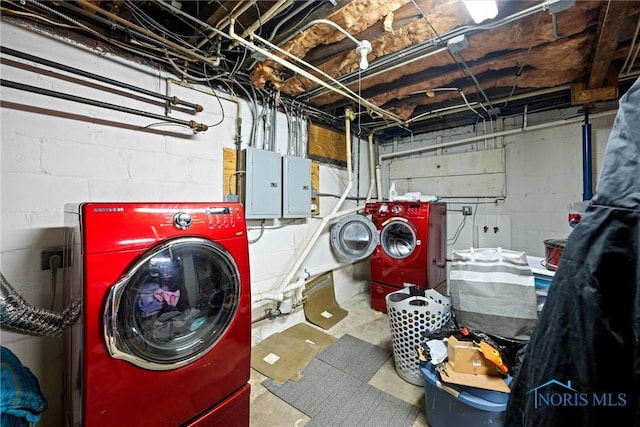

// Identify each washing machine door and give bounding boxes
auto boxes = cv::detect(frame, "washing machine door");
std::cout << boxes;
[330,214,379,262]
[380,218,417,259]
[104,237,240,370]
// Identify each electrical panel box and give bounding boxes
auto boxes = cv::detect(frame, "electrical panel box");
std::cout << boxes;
[282,155,312,218]
[239,147,282,219]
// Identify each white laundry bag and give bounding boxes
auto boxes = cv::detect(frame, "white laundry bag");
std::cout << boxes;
[449,247,538,340]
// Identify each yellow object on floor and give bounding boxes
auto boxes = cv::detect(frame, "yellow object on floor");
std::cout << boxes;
[251,323,336,384]
[302,272,348,330]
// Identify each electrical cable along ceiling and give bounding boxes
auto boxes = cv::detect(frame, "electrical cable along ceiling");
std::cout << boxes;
[1,0,639,138]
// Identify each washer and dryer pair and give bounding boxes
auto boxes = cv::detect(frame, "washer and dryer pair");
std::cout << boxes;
[331,201,447,312]
[63,202,250,427]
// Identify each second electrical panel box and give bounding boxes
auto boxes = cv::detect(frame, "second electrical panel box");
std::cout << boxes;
[282,155,312,218]
[240,147,282,219]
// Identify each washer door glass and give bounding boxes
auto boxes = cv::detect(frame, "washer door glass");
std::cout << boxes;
[381,221,416,259]
[330,214,378,261]
[105,237,240,370]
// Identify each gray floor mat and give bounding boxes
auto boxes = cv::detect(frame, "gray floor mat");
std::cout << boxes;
[262,335,420,427]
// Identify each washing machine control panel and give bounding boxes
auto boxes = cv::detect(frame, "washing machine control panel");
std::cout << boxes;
[170,206,243,231]
[364,202,429,218]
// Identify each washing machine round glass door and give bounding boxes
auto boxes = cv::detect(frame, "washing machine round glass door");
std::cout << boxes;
[380,220,417,259]
[104,237,240,370]
[330,214,379,261]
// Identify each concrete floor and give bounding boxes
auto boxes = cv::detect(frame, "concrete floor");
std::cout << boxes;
[249,292,429,427]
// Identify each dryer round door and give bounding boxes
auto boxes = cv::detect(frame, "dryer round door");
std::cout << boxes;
[104,237,241,370]
[330,214,379,262]
[380,218,417,259]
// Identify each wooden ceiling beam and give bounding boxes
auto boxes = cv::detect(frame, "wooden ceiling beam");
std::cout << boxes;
[586,0,634,89]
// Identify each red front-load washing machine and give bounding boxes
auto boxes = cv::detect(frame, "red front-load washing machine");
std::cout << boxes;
[365,201,447,312]
[62,202,251,427]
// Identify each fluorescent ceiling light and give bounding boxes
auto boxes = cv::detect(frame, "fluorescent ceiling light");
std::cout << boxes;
[463,0,498,24]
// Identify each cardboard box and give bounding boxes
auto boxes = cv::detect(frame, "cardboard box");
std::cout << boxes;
[438,362,511,393]
[447,336,498,376]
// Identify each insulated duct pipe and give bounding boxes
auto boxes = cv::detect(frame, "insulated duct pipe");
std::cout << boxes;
[583,109,594,200]
[0,273,81,337]
[0,79,209,132]
[0,47,203,113]
[252,108,357,304]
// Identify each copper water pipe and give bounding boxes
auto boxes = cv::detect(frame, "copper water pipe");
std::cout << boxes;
[75,0,217,65]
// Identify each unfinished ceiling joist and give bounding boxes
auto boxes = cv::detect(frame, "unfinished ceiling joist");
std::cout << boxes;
[570,67,619,106]
[2,0,638,138]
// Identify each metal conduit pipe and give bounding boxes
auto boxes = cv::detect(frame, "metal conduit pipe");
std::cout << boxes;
[583,109,593,200]
[274,107,356,295]
[197,2,254,47]
[372,85,574,133]
[241,0,294,39]
[0,47,203,113]
[267,0,317,42]
[228,21,406,125]
[155,1,402,126]
[278,18,364,48]
[306,0,566,100]
[0,79,209,132]
[75,0,218,65]
[251,109,360,305]
[167,79,243,181]
[0,273,81,337]
[378,109,617,162]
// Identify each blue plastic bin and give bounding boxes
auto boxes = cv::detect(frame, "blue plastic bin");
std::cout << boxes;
[534,274,553,314]
[420,362,508,426]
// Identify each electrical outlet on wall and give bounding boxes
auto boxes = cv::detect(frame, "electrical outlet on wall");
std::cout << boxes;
[40,248,68,270]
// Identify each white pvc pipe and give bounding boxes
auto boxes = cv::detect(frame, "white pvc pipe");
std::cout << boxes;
[251,291,283,304]
[251,128,377,305]
[275,108,355,294]
[366,133,376,201]
[379,109,618,162]
[375,165,383,202]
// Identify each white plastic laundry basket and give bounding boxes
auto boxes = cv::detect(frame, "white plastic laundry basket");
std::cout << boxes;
[385,288,451,386]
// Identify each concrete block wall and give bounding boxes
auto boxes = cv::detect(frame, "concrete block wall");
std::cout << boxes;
[381,109,616,258]
[1,21,369,426]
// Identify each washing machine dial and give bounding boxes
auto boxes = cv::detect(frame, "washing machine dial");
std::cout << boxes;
[392,204,403,214]
[173,211,193,229]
